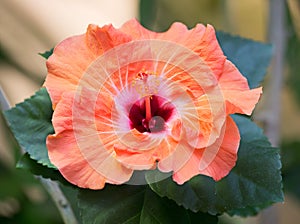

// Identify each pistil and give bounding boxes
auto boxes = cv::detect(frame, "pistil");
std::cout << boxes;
[145,95,152,121]
[129,95,174,133]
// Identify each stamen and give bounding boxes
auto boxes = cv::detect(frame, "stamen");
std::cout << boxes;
[132,70,163,128]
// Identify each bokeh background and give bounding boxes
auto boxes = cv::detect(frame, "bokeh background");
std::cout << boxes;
[1,0,300,223]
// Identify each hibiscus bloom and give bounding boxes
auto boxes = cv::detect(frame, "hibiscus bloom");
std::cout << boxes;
[44,19,262,189]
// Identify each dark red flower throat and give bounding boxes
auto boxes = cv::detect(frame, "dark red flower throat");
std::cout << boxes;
[129,95,174,133]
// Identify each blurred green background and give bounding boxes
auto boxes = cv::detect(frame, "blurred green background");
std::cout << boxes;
[1,0,300,223]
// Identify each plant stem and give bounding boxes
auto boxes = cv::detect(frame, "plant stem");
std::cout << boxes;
[265,0,286,146]
[0,86,10,111]
[37,177,78,224]
[0,86,78,224]
[260,0,286,223]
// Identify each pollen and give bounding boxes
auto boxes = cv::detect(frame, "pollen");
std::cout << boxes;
[132,71,160,99]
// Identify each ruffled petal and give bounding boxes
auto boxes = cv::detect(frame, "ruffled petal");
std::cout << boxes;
[193,24,226,77]
[114,119,181,170]
[47,91,133,189]
[86,24,132,56]
[158,138,194,173]
[121,19,225,78]
[120,18,155,39]
[114,136,177,170]
[44,24,132,108]
[219,61,262,115]
[153,22,206,47]
[44,34,95,107]
[114,144,157,170]
[173,116,240,184]
[47,131,106,189]
[185,93,226,149]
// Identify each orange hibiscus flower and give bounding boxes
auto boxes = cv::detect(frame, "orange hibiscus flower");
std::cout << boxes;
[44,19,262,189]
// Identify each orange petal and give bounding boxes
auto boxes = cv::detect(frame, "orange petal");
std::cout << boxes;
[170,119,182,141]
[172,116,240,184]
[121,20,225,78]
[156,23,225,77]
[222,88,262,115]
[158,141,194,173]
[194,24,226,77]
[117,129,161,150]
[72,87,135,183]
[158,129,195,173]
[154,22,205,46]
[114,127,180,170]
[47,91,133,189]
[114,133,177,170]
[184,93,226,149]
[44,34,95,108]
[219,60,250,90]
[219,61,262,115]
[44,24,132,108]
[113,119,181,171]
[47,131,106,189]
[120,18,155,39]
[86,24,132,56]
[114,144,156,170]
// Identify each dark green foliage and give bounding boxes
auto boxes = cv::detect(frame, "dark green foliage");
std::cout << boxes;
[4,88,55,168]
[78,185,218,224]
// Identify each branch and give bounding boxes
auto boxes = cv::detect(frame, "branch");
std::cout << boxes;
[260,0,287,223]
[0,86,78,224]
[265,0,286,147]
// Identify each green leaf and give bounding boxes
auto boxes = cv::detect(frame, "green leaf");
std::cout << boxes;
[139,0,159,30]
[281,141,300,200]
[78,185,218,224]
[146,115,283,216]
[78,185,145,224]
[4,88,55,168]
[217,32,273,89]
[140,189,217,224]
[226,203,272,217]
[16,153,71,186]
[286,9,300,105]
[39,48,54,59]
